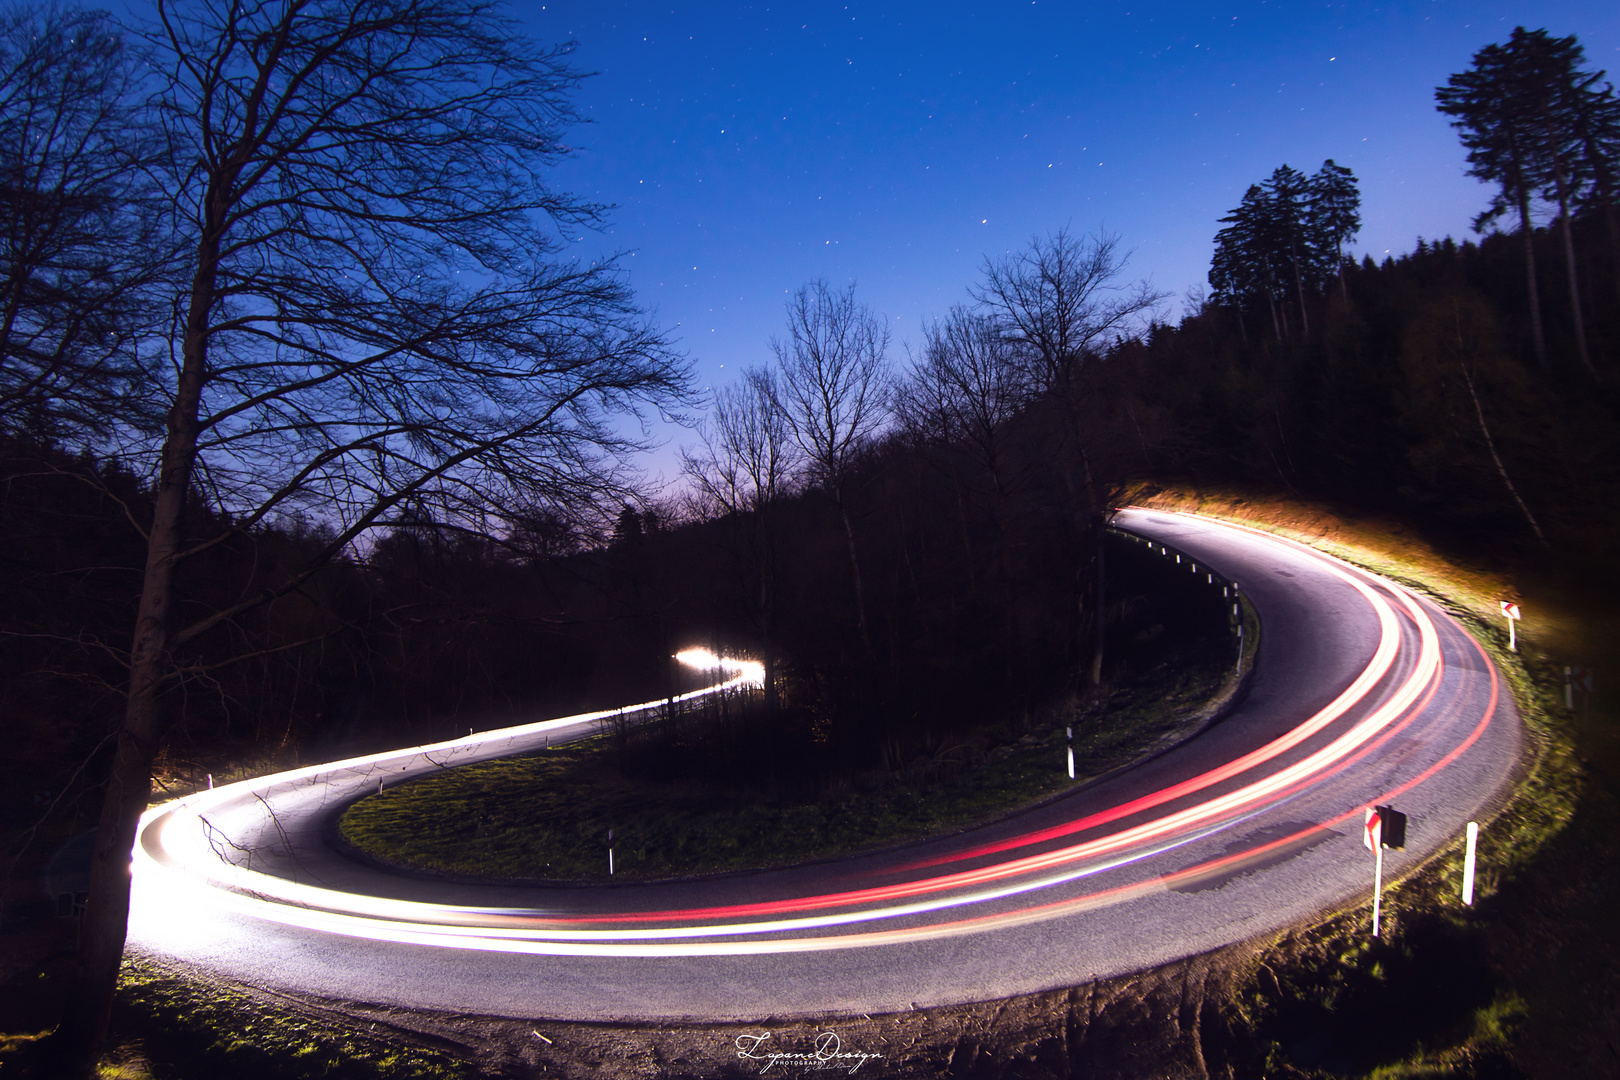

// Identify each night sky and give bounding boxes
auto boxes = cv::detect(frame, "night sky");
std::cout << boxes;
[512,1,1620,473]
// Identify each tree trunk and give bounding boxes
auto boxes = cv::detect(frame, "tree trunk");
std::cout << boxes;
[1461,360,1548,547]
[1290,247,1311,336]
[1074,445,1106,689]
[1516,190,1548,366]
[834,487,875,661]
[1604,202,1620,310]
[990,450,1020,686]
[1453,306,1549,548]
[54,226,220,1075]
[1089,527,1106,686]
[1547,155,1595,376]
[950,466,977,585]
[758,540,777,719]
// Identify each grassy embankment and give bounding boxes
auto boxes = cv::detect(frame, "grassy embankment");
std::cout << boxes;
[335,589,1255,883]
[1127,484,1605,1078]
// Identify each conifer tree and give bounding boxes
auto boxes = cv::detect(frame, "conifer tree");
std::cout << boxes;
[1210,184,1282,340]
[1570,71,1620,306]
[1311,159,1363,304]
[1437,26,1603,374]
[1266,164,1317,335]
[1209,164,1359,339]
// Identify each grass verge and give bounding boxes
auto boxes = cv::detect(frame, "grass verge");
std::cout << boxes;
[103,955,472,1080]
[337,631,1248,883]
[1130,483,1586,1078]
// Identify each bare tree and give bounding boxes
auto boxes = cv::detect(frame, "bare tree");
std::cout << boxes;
[682,368,798,713]
[769,280,891,659]
[972,228,1163,686]
[53,1,692,1070]
[973,228,1164,407]
[0,6,166,440]
[898,305,1028,585]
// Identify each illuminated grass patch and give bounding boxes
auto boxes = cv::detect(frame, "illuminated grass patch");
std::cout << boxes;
[337,645,1238,883]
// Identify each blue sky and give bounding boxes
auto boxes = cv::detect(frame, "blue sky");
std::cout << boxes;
[511,1,1620,475]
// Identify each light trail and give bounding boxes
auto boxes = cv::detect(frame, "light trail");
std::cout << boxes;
[129,512,1510,967]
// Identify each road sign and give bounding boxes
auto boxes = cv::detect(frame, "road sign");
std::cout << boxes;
[1365,807,1385,937]
[1363,805,1406,849]
[1376,805,1407,849]
[1364,805,1406,937]
[1500,601,1521,651]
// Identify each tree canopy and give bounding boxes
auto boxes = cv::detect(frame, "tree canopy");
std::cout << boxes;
[1436,25,1620,373]
[1208,161,1362,339]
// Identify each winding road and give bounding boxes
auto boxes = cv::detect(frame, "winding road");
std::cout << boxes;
[126,509,1523,1021]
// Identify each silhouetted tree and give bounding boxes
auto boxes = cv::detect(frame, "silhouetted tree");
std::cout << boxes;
[1570,68,1620,308]
[1209,162,1360,336]
[1267,164,1318,335]
[55,1,691,1071]
[1210,184,1281,340]
[973,228,1163,685]
[0,7,164,440]
[899,306,1028,589]
[683,368,798,712]
[1437,26,1606,373]
[769,280,891,660]
[1311,159,1363,305]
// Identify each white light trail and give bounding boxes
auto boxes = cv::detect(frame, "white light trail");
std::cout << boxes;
[129,515,1498,962]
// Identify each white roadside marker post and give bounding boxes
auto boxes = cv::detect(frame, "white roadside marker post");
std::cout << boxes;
[1499,600,1521,652]
[1462,821,1478,906]
[1066,726,1075,779]
[1365,807,1384,937]
[1233,584,1244,670]
[608,827,615,876]
[1365,804,1408,938]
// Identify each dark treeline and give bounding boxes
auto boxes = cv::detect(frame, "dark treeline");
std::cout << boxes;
[0,416,1225,814]
[1132,222,1620,553]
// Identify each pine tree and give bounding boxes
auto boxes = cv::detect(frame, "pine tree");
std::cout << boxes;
[1265,164,1317,335]
[1209,163,1359,338]
[1570,71,1620,307]
[1311,159,1363,305]
[1210,184,1281,340]
[1437,26,1603,374]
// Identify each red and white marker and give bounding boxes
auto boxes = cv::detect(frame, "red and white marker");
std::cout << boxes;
[1365,806,1384,937]
[1499,601,1521,652]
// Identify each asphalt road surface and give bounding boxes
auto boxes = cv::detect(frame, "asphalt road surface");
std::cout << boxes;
[127,509,1523,1022]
